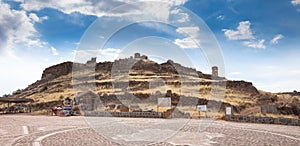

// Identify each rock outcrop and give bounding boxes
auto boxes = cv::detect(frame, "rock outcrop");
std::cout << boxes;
[41,62,73,80]
[226,80,259,95]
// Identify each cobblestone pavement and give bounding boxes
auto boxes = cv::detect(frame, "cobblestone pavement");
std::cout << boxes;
[0,115,299,146]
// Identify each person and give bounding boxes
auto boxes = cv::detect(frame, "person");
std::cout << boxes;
[51,107,58,116]
[65,97,71,105]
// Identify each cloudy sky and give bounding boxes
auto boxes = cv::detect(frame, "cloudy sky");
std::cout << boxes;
[0,0,300,95]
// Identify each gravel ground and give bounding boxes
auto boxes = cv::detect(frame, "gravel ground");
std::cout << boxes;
[0,115,299,146]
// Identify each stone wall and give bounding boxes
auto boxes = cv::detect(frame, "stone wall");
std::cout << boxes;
[261,104,278,114]
[84,111,165,118]
[225,115,300,126]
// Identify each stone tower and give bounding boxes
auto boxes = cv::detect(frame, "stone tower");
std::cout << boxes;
[212,66,218,77]
[134,53,141,58]
[91,57,96,63]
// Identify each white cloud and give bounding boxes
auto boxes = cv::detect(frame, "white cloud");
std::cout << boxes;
[0,1,63,95]
[138,22,175,35]
[243,39,266,49]
[28,13,39,22]
[97,48,122,62]
[99,48,121,57]
[291,0,300,5]
[176,27,200,37]
[177,13,189,23]
[222,21,255,40]
[270,34,284,44]
[174,27,200,49]
[29,13,48,23]
[174,38,198,49]
[223,21,269,49]
[170,8,180,14]
[170,8,190,23]
[20,0,188,20]
[71,50,78,56]
[216,15,225,20]
[73,49,99,63]
[171,0,188,5]
[51,47,59,56]
[16,0,191,29]
[0,1,47,56]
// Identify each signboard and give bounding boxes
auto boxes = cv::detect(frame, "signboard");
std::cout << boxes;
[226,107,232,115]
[197,105,207,111]
[158,97,171,107]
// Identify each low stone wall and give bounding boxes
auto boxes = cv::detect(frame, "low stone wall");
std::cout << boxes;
[225,115,300,126]
[84,111,165,118]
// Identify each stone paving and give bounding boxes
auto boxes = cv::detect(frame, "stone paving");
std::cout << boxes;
[0,115,299,146]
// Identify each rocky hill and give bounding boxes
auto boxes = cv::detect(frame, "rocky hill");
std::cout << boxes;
[5,53,300,118]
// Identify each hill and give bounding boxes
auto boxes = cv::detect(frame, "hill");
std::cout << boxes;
[4,53,300,118]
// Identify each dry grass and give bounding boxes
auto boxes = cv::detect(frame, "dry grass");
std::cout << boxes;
[252,113,299,119]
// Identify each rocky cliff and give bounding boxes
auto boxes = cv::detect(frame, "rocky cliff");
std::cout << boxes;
[41,62,73,81]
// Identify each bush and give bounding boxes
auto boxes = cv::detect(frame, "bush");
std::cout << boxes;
[271,96,278,102]
[291,104,299,116]
[59,95,64,100]
[2,94,11,98]
[12,89,22,95]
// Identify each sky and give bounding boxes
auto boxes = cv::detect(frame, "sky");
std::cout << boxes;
[0,0,300,96]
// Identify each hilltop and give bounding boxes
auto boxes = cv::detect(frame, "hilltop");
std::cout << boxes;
[5,53,300,118]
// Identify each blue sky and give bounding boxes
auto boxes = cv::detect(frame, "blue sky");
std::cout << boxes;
[1,0,300,95]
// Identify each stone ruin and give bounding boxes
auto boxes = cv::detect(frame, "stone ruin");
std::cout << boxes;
[86,57,97,65]
[212,66,218,77]
[134,53,148,60]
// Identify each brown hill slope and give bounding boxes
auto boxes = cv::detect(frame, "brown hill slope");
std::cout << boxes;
[6,54,300,118]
